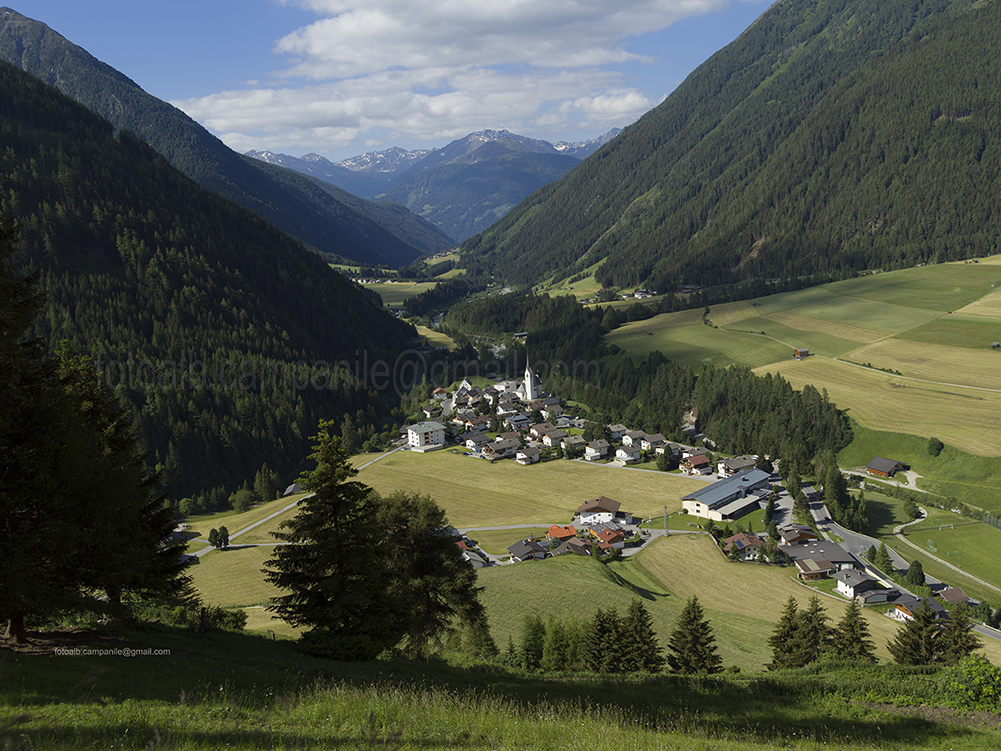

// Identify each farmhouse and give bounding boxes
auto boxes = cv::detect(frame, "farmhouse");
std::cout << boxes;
[507,539,547,562]
[681,468,772,521]
[866,457,907,477]
[793,348,810,360]
[722,532,764,560]
[547,525,577,542]
[681,454,712,475]
[615,445,643,464]
[779,524,820,546]
[577,496,621,525]
[552,538,591,557]
[779,540,859,578]
[584,440,610,461]
[515,447,541,465]
[832,569,879,599]
[407,421,447,452]
[483,439,519,461]
[891,595,947,622]
[622,430,646,447]
[717,455,758,477]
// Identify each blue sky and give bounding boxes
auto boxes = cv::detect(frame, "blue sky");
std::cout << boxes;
[22,0,773,161]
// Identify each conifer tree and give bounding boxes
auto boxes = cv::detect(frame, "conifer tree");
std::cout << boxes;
[887,600,941,665]
[768,597,805,670]
[832,600,876,663]
[621,599,665,673]
[519,613,546,671]
[939,604,982,666]
[798,595,832,665]
[541,615,569,672]
[265,422,394,659]
[584,607,623,673]
[667,596,722,674]
[906,560,926,587]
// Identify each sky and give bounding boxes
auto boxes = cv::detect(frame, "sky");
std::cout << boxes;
[21,0,774,162]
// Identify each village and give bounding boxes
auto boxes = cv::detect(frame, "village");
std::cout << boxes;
[399,358,979,633]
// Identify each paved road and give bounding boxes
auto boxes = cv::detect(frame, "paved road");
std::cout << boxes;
[190,446,403,558]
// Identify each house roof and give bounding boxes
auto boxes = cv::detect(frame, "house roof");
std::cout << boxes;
[488,439,520,451]
[577,496,622,514]
[617,445,641,455]
[832,569,877,588]
[594,528,626,543]
[780,540,858,566]
[518,447,541,457]
[721,455,758,471]
[625,430,647,440]
[794,558,836,575]
[644,433,666,444]
[684,454,710,465]
[895,596,947,617]
[409,420,446,433]
[507,539,546,558]
[682,468,771,505]
[867,456,905,474]
[607,424,628,432]
[587,439,610,450]
[723,532,763,551]
[938,587,970,604]
[547,524,577,540]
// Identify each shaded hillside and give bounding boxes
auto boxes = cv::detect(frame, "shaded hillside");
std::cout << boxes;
[379,140,581,242]
[0,59,415,503]
[461,0,1000,290]
[0,7,439,265]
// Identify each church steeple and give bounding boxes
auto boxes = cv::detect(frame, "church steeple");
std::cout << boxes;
[523,354,538,401]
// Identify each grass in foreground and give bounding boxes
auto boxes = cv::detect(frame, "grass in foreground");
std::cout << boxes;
[3,623,999,750]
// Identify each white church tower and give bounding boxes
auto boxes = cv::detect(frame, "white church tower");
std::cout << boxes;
[523,356,539,402]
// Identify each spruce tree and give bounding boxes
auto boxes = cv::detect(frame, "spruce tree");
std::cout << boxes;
[887,600,941,665]
[375,490,486,659]
[939,604,982,666]
[519,613,546,671]
[799,596,832,665]
[264,421,394,659]
[906,560,926,587]
[768,597,805,670]
[832,600,876,663]
[541,616,569,672]
[667,596,722,675]
[621,599,665,673]
[584,607,623,673]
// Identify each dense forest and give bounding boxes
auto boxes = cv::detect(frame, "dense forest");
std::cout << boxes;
[0,8,452,265]
[0,60,416,510]
[459,0,1001,290]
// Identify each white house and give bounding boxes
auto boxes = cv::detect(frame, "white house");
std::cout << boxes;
[622,430,646,447]
[832,570,879,599]
[584,439,610,461]
[616,445,642,464]
[516,447,541,465]
[577,496,621,525]
[407,421,446,452]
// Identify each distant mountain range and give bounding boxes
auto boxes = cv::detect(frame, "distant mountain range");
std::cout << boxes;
[247,128,621,242]
[459,0,1001,291]
[0,7,454,265]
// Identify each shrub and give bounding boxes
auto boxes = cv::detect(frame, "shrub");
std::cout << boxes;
[940,654,1001,711]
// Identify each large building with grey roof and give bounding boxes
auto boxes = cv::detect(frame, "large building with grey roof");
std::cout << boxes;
[681,468,772,521]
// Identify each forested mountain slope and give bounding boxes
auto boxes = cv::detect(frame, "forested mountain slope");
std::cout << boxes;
[0,7,449,265]
[461,0,1001,291]
[0,59,416,504]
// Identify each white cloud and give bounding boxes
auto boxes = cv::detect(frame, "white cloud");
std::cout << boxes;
[174,0,736,157]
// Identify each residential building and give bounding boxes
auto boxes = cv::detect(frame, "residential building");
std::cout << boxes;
[407,421,447,452]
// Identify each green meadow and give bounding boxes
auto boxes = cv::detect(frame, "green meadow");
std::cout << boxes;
[365,280,438,307]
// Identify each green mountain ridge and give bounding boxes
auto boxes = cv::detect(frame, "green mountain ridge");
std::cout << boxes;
[0,7,453,265]
[0,58,415,502]
[461,0,1001,290]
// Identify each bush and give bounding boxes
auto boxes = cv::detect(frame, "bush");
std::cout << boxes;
[928,437,945,457]
[940,654,1001,711]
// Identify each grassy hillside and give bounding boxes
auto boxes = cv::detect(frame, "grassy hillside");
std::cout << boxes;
[6,619,1001,750]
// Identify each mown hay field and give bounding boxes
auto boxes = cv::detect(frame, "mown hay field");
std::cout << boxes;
[842,337,1001,391]
[762,310,886,343]
[365,281,437,307]
[823,263,1001,311]
[894,315,1001,349]
[356,450,704,528]
[757,357,1001,456]
[750,285,943,333]
[191,545,284,608]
